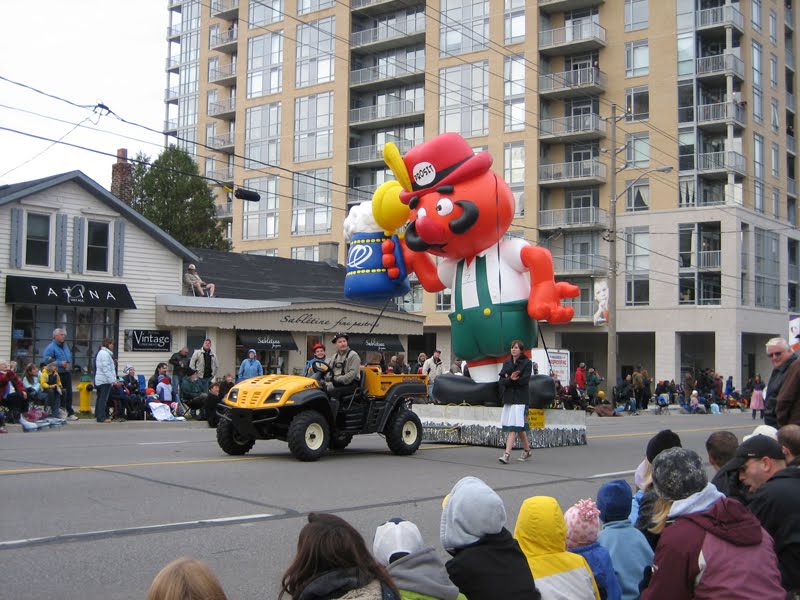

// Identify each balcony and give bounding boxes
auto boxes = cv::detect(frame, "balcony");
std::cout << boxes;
[210,28,238,54]
[788,134,797,156]
[562,299,595,319]
[351,0,414,15]
[350,58,425,89]
[215,202,233,219]
[696,53,745,81]
[207,167,234,184]
[695,5,744,33]
[164,119,178,134]
[208,131,235,153]
[788,92,796,113]
[166,56,180,73]
[208,62,237,86]
[538,23,607,55]
[538,0,605,15]
[349,138,418,165]
[208,97,237,120]
[538,206,607,229]
[551,254,609,275]
[790,178,798,198]
[351,16,425,51]
[697,151,746,177]
[210,0,239,19]
[539,113,606,143]
[538,67,607,99]
[349,98,423,127]
[165,86,180,103]
[347,185,375,205]
[696,102,746,131]
[168,0,185,9]
[788,48,796,72]
[539,159,607,187]
[167,24,182,41]
[698,250,722,269]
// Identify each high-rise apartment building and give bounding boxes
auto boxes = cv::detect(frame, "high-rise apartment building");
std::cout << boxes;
[165,0,798,387]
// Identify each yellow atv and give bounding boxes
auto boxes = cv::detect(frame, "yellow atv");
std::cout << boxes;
[216,367,428,461]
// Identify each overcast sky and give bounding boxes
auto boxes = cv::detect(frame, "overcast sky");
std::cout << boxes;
[0,2,168,189]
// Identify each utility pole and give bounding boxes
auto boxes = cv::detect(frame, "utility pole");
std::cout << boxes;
[607,104,618,394]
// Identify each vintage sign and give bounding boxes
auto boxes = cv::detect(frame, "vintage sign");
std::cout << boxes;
[124,329,172,352]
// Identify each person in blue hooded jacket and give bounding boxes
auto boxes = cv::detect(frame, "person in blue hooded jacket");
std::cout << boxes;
[237,349,263,382]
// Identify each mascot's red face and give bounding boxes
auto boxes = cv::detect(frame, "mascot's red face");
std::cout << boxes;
[404,171,516,260]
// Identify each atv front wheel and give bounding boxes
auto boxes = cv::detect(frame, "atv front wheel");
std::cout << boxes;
[385,409,423,455]
[329,432,353,450]
[287,410,330,461]
[217,418,256,455]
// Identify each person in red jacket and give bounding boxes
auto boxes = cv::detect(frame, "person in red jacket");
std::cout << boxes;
[574,363,587,394]
[0,360,27,430]
[641,447,785,600]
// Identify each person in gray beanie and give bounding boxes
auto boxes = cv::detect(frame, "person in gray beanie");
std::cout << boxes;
[641,448,785,600]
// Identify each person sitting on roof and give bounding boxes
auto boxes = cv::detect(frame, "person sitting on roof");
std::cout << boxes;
[183,263,215,297]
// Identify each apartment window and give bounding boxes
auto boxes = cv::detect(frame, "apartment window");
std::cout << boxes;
[440,0,489,56]
[439,62,489,137]
[678,175,696,207]
[505,0,525,44]
[250,0,282,27]
[769,10,777,43]
[296,16,335,88]
[504,142,525,216]
[242,176,279,240]
[752,41,763,88]
[677,81,694,122]
[292,168,331,235]
[772,143,780,177]
[754,134,765,179]
[504,55,525,132]
[678,130,695,171]
[247,32,283,98]
[752,0,762,30]
[754,227,780,309]
[25,213,50,267]
[679,274,696,304]
[770,54,778,87]
[626,179,650,211]
[753,88,764,122]
[245,101,281,168]
[396,280,423,312]
[755,181,765,212]
[626,132,650,167]
[677,33,695,76]
[626,86,650,121]
[771,98,780,131]
[790,198,797,225]
[291,246,320,261]
[436,288,453,311]
[294,92,333,161]
[86,221,109,272]
[773,187,781,217]
[624,0,648,31]
[625,226,650,306]
[297,0,334,15]
[625,40,649,77]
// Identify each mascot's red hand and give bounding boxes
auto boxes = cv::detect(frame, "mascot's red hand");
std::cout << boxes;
[521,246,580,323]
[400,239,445,292]
[381,239,400,279]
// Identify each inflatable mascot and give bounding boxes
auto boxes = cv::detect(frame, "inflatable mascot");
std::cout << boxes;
[344,133,579,405]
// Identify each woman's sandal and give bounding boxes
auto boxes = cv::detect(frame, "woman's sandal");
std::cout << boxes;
[498,452,510,464]
[517,449,533,461]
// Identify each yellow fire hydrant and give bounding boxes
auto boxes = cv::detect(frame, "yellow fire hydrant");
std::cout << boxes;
[77,374,94,413]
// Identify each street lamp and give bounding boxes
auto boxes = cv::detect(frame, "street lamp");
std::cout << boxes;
[606,160,673,395]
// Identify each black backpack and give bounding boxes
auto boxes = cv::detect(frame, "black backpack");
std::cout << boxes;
[127,395,146,420]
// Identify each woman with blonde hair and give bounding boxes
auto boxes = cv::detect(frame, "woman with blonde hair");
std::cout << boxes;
[147,557,228,600]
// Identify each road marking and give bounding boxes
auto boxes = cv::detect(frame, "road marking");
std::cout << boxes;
[590,469,636,479]
[0,456,269,475]
[137,441,189,445]
[0,513,274,549]
[589,424,754,440]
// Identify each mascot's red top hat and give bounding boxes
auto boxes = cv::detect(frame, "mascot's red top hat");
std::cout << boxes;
[395,132,493,204]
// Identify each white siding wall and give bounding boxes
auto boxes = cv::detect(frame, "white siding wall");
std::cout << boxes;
[0,181,186,378]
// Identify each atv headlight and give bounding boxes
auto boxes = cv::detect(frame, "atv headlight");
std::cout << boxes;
[228,388,239,402]
[264,390,284,404]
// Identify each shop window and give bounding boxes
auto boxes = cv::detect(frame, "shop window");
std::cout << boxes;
[186,328,207,354]
[86,221,109,272]
[436,288,452,311]
[26,213,50,267]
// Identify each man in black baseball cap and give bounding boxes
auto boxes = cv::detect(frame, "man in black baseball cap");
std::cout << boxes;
[732,434,800,594]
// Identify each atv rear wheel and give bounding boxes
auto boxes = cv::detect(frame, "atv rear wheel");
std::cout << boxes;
[329,432,353,450]
[287,410,330,461]
[385,409,423,455]
[217,418,256,455]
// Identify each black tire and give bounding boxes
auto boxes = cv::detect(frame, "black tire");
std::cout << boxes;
[385,409,423,456]
[287,410,330,461]
[329,432,353,450]
[216,418,255,455]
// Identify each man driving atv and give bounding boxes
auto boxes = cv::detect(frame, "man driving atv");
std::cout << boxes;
[324,333,361,403]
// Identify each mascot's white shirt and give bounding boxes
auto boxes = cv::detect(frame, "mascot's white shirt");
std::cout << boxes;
[437,238,530,310]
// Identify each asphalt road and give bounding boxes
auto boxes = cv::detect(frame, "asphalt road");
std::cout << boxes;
[0,410,760,600]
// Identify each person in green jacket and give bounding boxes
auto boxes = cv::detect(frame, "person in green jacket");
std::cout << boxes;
[586,368,604,406]
[180,368,207,418]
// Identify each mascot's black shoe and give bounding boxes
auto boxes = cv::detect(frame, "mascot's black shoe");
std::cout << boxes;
[431,373,557,408]
[432,374,501,406]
